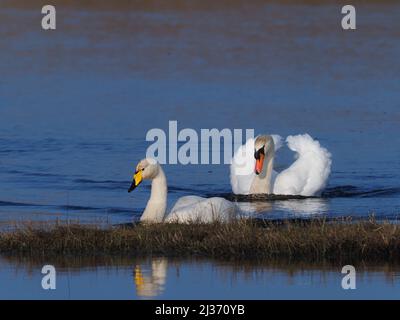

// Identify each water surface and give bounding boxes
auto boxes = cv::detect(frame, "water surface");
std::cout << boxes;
[1,3,399,224]
[1,256,399,299]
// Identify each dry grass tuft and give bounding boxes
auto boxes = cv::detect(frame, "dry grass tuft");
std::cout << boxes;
[0,218,399,262]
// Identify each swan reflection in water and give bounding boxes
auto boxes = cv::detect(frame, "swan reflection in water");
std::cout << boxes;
[237,198,328,217]
[274,198,329,215]
[132,255,400,299]
[134,257,168,298]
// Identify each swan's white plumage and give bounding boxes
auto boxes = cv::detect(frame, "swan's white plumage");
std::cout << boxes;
[132,159,238,223]
[168,195,205,212]
[273,134,331,196]
[230,134,282,195]
[165,196,238,223]
[230,137,255,195]
[230,133,331,196]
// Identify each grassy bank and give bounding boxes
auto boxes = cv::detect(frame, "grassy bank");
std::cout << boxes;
[0,218,399,262]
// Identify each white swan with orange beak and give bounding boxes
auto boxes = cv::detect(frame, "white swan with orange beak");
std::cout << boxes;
[230,134,331,196]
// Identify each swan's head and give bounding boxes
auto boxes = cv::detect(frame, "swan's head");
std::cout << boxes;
[128,158,159,193]
[254,135,274,175]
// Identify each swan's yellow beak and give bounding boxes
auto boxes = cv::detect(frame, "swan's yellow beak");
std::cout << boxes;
[128,170,143,193]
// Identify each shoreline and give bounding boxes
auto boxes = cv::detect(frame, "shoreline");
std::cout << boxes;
[1,218,399,263]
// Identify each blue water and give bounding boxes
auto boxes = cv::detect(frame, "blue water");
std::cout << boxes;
[1,3,399,225]
[0,256,399,300]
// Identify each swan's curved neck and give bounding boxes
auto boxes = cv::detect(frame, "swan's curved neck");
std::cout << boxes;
[250,148,274,194]
[140,166,167,223]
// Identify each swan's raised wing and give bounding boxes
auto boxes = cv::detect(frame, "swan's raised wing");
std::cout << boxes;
[230,138,255,195]
[230,135,283,195]
[273,134,331,196]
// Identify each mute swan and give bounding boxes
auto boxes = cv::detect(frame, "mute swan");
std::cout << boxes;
[230,134,331,196]
[128,158,238,223]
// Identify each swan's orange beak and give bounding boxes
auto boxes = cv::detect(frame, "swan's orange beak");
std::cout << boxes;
[255,153,264,175]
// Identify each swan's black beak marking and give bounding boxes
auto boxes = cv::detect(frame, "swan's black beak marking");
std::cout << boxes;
[128,181,137,193]
[254,145,265,160]
[128,170,143,193]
